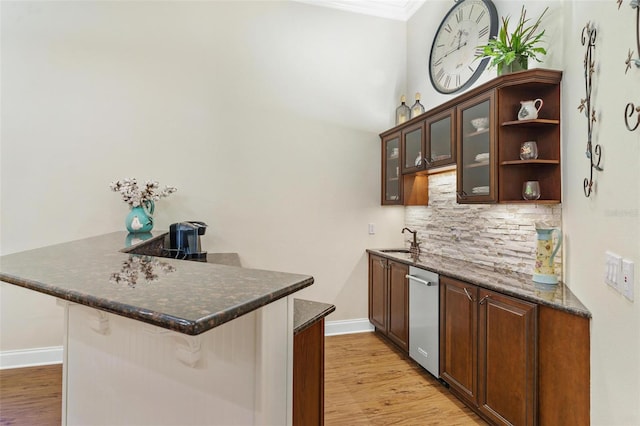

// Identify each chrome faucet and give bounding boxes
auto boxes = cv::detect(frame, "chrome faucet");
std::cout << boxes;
[402,227,421,254]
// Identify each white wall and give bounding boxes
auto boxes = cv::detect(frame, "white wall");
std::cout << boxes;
[0,1,406,352]
[561,2,640,424]
[407,1,640,424]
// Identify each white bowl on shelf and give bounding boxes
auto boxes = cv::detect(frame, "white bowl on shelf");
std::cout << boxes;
[471,117,489,131]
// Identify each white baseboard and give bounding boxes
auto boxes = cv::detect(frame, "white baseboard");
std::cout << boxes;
[325,318,374,336]
[0,346,63,370]
[0,319,372,368]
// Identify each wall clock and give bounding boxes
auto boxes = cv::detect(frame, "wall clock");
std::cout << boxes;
[429,0,498,94]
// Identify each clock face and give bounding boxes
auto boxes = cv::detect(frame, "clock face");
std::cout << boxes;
[429,0,498,94]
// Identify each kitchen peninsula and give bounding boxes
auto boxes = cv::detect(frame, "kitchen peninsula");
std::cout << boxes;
[0,232,319,425]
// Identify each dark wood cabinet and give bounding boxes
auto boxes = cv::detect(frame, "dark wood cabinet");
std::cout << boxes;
[440,276,479,406]
[456,69,562,204]
[369,255,388,330]
[379,69,563,206]
[456,91,497,203]
[368,254,409,352]
[293,318,325,426]
[497,76,561,203]
[426,108,456,168]
[401,109,456,175]
[401,121,425,174]
[369,251,590,424]
[477,288,537,426]
[440,276,537,426]
[380,106,456,207]
[387,259,409,351]
[381,132,402,205]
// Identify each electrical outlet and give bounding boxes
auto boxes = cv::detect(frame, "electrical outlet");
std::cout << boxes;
[605,251,622,290]
[621,259,635,301]
[368,223,375,235]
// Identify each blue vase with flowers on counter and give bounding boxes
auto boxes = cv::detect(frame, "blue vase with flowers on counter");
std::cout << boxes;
[110,177,177,234]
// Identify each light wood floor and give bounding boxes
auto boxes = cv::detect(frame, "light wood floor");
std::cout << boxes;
[0,365,62,426]
[0,332,485,425]
[325,332,486,426]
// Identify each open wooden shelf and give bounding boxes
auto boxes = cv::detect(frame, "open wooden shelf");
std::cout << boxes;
[500,159,559,166]
[501,119,560,127]
[499,199,561,205]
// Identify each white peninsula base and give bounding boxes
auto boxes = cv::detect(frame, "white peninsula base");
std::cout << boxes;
[59,297,294,426]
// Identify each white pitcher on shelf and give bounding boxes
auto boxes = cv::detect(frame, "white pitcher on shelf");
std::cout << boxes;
[518,99,543,120]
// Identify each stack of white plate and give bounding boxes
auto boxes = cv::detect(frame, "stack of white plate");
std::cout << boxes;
[475,153,490,162]
[472,186,490,194]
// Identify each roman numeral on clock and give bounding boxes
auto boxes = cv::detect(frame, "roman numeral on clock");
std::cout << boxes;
[479,26,489,38]
[476,10,486,24]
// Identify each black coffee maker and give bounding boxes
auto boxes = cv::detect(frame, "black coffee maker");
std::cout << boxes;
[163,221,208,262]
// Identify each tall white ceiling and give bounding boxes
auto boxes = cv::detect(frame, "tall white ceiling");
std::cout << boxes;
[291,0,426,21]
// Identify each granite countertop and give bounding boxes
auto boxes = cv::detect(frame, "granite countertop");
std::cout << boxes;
[293,299,335,334]
[123,234,335,333]
[367,249,591,318]
[0,232,314,335]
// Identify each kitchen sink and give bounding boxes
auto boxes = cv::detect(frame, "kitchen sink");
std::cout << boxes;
[380,249,412,254]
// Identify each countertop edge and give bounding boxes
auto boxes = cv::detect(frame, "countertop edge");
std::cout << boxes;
[367,249,592,319]
[293,299,336,335]
[192,277,315,335]
[1,272,315,335]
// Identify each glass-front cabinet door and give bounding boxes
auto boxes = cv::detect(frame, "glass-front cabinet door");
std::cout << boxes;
[401,122,425,174]
[456,92,496,203]
[382,132,402,205]
[426,108,455,168]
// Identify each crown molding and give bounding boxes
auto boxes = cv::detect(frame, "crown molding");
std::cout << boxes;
[292,0,426,21]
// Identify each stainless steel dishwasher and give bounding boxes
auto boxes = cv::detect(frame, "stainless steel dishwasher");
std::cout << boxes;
[407,266,439,378]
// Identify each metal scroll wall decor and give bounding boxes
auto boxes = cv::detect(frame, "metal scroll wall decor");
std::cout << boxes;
[618,0,640,131]
[578,22,602,197]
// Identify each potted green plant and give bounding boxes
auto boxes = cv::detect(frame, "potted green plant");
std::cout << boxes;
[478,6,549,75]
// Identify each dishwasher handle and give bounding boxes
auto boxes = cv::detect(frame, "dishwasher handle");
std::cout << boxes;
[405,274,435,286]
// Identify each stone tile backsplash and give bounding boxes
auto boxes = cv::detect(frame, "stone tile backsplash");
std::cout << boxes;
[404,171,562,276]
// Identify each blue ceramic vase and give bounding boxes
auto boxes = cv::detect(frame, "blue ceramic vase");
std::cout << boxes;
[125,200,154,233]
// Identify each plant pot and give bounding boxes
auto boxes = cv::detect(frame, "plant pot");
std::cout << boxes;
[498,56,529,75]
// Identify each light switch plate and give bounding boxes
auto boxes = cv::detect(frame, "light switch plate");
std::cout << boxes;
[621,259,635,301]
[605,251,622,290]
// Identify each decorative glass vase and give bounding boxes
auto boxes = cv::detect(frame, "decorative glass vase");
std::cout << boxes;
[125,200,154,233]
[395,95,411,125]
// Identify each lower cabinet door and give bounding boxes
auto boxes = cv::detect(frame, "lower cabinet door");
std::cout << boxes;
[387,260,409,352]
[440,276,478,406]
[477,289,537,426]
[368,255,388,332]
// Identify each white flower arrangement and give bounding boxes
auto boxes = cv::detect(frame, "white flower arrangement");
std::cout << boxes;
[110,178,177,208]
